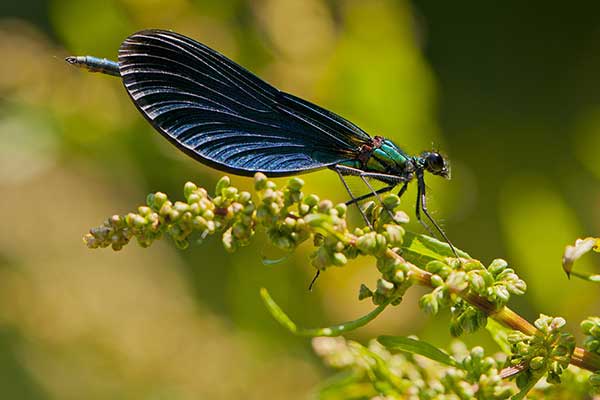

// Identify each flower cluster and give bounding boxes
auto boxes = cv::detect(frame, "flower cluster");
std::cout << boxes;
[581,317,600,389]
[84,174,531,334]
[418,258,527,336]
[508,314,576,386]
[84,173,415,304]
[581,317,600,356]
[312,336,514,399]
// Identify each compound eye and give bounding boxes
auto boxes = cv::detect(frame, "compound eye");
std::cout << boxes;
[426,152,445,173]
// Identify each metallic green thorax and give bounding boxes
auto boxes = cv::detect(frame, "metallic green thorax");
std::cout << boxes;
[340,136,415,179]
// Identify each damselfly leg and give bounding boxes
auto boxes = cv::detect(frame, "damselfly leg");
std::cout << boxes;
[334,165,407,226]
[416,171,460,259]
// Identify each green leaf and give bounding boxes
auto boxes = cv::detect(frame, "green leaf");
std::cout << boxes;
[317,371,377,400]
[377,335,459,367]
[260,288,392,336]
[486,319,513,354]
[401,232,470,266]
[562,237,600,281]
[511,374,542,400]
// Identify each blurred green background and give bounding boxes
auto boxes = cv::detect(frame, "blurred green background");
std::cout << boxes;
[0,0,599,398]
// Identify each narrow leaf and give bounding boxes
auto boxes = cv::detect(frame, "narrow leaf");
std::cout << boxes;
[486,319,513,354]
[260,288,391,336]
[402,232,470,265]
[377,335,459,367]
[511,374,542,400]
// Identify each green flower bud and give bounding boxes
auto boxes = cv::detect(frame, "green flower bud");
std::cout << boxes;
[425,260,449,275]
[376,278,394,295]
[430,274,445,287]
[158,201,172,217]
[224,186,238,199]
[480,269,494,287]
[376,254,400,274]
[392,211,410,224]
[382,194,400,210]
[332,252,347,266]
[334,203,347,218]
[215,176,231,195]
[488,259,508,275]
[318,200,333,213]
[471,346,484,359]
[374,234,387,255]
[266,180,277,189]
[384,224,404,247]
[131,214,147,228]
[463,260,484,271]
[468,271,486,293]
[299,203,310,215]
[589,373,600,387]
[284,217,296,228]
[184,181,197,199]
[529,356,545,370]
[187,193,201,204]
[584,338,599,352]
[492,285,510,304]
[148,192,168,210]
[287,177,304,191]
[109,215,123,227]
[581,319,598,334]
[419,293,439,315]
[392,270,405,284]
[254,172,268,190]
[356,232,377,254]
[167,209,180,222]
[137,206,152,217]
[174,201,190,213]
[446,271,468,291]
[239,191,252,204]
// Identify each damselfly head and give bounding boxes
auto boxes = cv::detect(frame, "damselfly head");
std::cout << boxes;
[421,151,450,179]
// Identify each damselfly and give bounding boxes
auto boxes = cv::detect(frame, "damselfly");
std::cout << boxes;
[66,29,458,258]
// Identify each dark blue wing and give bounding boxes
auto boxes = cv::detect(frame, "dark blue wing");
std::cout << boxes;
[118,29,373,176]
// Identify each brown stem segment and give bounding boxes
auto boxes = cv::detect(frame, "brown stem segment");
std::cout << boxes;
[572,347,600,371]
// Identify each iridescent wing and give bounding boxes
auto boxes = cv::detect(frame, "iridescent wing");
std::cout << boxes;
[118,29,373,176]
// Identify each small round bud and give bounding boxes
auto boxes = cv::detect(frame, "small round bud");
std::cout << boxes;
[190,193,204,204]
[488,259,508,275]
[224,186,238,198]
[254,173,268,190]
[382,194,400,210]
[430,274,445,287]
[174,201,190,213]
[238,191,252,204]
[376,278,395,295]
[215,176,231,195]
[332,252,347,266]
[184,182,197,199]
[303,194,320,207]
[287,177,304,191]
[148,192,168,210]
[334,203,347,217]
[318,200,333,213]
[530,356,545,370]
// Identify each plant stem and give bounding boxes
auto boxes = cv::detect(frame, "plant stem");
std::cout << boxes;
[385,249,600,373]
